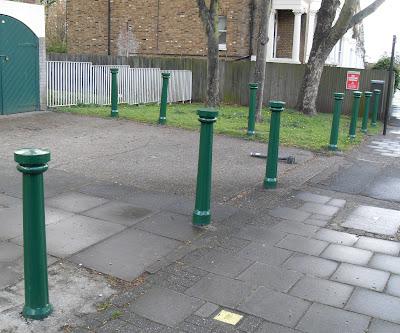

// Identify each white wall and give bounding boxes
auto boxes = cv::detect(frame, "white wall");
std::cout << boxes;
[0,0,45,37]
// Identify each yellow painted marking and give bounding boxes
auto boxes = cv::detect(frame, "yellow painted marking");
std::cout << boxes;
[213,310,243,325]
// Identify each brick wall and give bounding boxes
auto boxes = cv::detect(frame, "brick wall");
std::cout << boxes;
[66,0,255,58]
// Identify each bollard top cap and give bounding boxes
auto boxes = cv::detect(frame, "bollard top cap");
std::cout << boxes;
[364,91,373,97]
[374,89,382,95]
[14,148,50,165]
[197,108,219,119]
[249,83,258,89]
[353,91,362,98]
[110,68,119,74]
[162,72,171,78]
[334,93,345,100]
[269,100,286,111]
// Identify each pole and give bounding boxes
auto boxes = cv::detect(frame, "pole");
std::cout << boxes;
[110,68,119,117]
[247,83,258,136]
[361,91,373,133]
[193,109,218,226]
[159,73,171,125]
[329,93,344,150]
[371,89,382,127]
[15,148,52,320]
[383,35,397,136]
[264,101,285,189]
[349,91,362,139]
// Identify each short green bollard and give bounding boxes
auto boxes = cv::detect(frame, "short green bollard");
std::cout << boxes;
[110,68,119,118]
[159,73,171,125]
[371,89,382,127]
[329,93,345,151]
[361,91,373,133]
[349,91,362,139]
[14,148,52,320]
[193,109,218,226]
[247,83,258,136]
[264,101,285,189]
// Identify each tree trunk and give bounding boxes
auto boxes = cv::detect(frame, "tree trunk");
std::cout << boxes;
[206,30,220,108]
[254,0,271,122]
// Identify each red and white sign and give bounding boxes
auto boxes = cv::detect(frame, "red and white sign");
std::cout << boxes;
[346,71,361,90]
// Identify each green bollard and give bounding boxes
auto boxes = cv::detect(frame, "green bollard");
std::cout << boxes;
[371,89,382,127]
[159,73,171,125]
[247,83,258,136]
[264,101,285,189]
[14,148,52,320]
[361,91,373,133]
[349,91,362,139]
[329,93,345,151]
[110,68,119,118]
[193,109,218,226]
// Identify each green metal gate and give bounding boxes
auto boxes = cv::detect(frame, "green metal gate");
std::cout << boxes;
[0,15,39,115]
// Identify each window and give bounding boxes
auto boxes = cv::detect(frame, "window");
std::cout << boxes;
[218,16,227,51]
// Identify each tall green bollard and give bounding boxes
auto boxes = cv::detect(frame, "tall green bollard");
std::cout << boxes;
[329,93,345,151]
[159,73,171,125]
[361,91,373,133]
[247,83,258,136]
[371,89,382,127]
[14,148,52,320]
[264,101,285,189]
[349,91,362,139]
[193,109,218,226]
[110,68,119,118]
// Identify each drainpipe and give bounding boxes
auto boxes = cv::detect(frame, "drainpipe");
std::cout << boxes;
[108,0,111,55]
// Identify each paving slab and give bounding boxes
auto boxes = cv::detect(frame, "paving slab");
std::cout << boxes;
[269,207,310,222]
[321,244,373,265]
[386,275,400,297]
[237,262,302,292]
[290,276,353,308]
[194,302,219,318]
[255,322,300,333]
[269,222,319,237]
[70,228,180,281]
[313,229,359,246]
[46,192,109,213]
[331,263,390,291]
[238,242,292,266]
[283,254,338,278]
[185,274,252,308]
[276,234,328,256]
[369,254,400,275]
[0,194,21,208]
[296,303,370,333]
[369,319,400,333]
[355,237,400,256]
[295,192,331,204]
[298,202,339,217]
[130,287,204,327]
[0,241,22,262]
[364,176,400,202]
[345,288,400,324]
[328,199,346,208]
[303,218,329,227]
[310,214,332,221]
[238,286,310,328]
[236,226,286,245]
[135,211,204,242]
[185,249,254,278]
[82,201,153,226]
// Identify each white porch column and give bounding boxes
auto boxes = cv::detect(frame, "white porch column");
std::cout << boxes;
[305,10,317,62]
[266,9,276,60]
[292,10,303,63]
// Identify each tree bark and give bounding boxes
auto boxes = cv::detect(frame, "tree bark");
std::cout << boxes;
[254,0,272,122]
[196,0,220,108]
[297,0,386,115]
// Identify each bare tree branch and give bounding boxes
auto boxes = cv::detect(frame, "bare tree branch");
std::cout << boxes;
[196,0,210,28]
[350,0,385,27]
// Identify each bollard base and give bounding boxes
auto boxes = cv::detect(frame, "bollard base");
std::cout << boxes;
[371,123,377,127]
[193,209,211,226]
[23,303,53,320]
[247,130,255,136]
[349,135,356,140]
[111,110,119,118]
[263,178,277,189]
[361,128,367,134]
[328,144,338,151]
[159,117,167,125]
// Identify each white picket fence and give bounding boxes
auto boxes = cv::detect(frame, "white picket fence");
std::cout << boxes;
[46,61,192,107]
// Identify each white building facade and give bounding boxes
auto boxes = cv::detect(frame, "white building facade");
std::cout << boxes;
[264,0,365,69]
